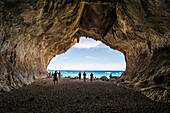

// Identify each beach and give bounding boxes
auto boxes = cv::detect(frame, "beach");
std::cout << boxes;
[0,78,169,113]
[47,70,124,78]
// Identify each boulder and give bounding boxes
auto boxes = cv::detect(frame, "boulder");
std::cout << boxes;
[100,76,108,81]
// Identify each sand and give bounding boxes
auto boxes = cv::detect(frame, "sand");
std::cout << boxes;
[0,78,169,113]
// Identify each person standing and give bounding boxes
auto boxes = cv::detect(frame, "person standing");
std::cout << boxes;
[110,73,112,79]
[58,72,61,80]
[83,72,86,82]
[90,73,93,82]
[53,71,58,84]
[78,72,81,80]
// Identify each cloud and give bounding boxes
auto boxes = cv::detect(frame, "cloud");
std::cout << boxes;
[85,56,100,59]
[48,63,126,71]
[73,37,107,49]
[73,40,101,48]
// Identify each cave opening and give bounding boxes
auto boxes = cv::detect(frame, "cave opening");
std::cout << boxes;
[47,37,126,79]
[0,0,169,105]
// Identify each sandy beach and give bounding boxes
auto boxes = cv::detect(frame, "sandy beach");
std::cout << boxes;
[0,78,169,113]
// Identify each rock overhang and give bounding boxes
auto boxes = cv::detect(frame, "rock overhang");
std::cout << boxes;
[0,0,169,104]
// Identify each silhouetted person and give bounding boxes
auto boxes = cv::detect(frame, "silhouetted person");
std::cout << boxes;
[58,72,61,80]
[83,72,86,82]
[90,73,93,82]
[53,71,58,84]
[78,72,81,80]
[110,73,112,79]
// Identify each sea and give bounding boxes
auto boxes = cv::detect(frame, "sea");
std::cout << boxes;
[47,70,124,78]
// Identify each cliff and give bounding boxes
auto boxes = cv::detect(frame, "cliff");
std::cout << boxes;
[0,0,169,103]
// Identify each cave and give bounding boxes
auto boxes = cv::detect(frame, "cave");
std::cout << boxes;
[0,0,169,104]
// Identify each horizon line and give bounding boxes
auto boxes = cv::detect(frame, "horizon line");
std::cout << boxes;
[47,69,125,71]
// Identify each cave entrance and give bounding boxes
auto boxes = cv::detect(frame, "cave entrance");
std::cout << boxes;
[47,37,126,79]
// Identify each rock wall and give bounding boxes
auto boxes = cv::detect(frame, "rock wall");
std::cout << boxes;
[0,0,169,103]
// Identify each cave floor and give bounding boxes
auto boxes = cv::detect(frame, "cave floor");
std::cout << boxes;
[0,78,169,113]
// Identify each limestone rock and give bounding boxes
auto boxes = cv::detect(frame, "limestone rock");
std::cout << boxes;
[100,76,108,81]
[0,0,169,104]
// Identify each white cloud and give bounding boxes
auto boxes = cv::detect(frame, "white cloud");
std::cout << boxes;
[85,56,100,59]
[48,63,126,71]
[73,40,101,48]
[73,37,108,49]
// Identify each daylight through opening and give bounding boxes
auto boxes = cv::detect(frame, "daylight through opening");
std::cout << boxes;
[47,37,126,79]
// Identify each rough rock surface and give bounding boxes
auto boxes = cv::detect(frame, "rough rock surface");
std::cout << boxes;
[100,76,109,81]
[0,0,169,103]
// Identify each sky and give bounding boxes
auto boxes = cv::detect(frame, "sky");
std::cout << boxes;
[47,37,126,71]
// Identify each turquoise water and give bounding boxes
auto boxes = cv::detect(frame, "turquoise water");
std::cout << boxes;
[47,70,124,78]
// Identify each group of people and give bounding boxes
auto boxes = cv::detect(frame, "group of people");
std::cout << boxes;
[52,71,124,84]
[53,71,61,84]
[78,72,94,82]
[52,71,94,84]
